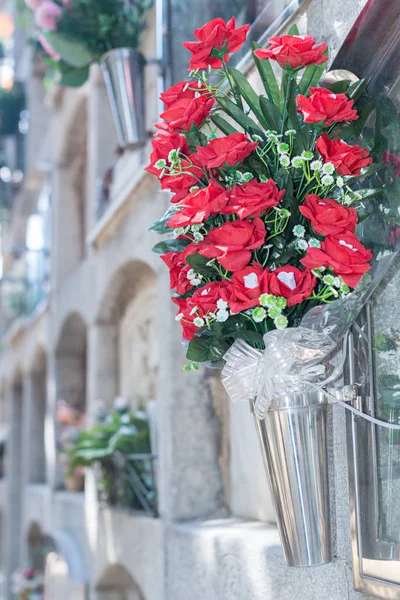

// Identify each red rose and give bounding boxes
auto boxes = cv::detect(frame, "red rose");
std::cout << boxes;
[173,282,227,341]
[221,179,285,219]
[198,217,266,271]
[254,34,328,70]
[296,87,358,127]
[383,151,400,177]
[299,194,358,236]
[183,17,250,70]
[300,231,372,288]
[167,180,229,228]
[221,263,269,313]
[145,130,189,178]
[197,133,258,169]
[160,81,211,107]
[161,153,205,203]
[161,252,193,295]
[159,95,214,132]
[269,265,316,306]
[316,133,372,176]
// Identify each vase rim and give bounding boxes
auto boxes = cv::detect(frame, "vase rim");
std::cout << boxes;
[100,48,146,65]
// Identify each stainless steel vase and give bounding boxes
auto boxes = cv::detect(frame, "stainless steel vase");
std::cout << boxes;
[253,390,332,567]
[101,48,146,149]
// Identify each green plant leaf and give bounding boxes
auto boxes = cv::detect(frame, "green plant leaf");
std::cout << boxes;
[186,336,229,363]
[58,63,89,88]
[185,253,216,277]
[252,41,280,108]
[152,239,190,254]
[228,67,269,129]
[210,114,239,136]
[216,96,264,137]
[147,206,177,234]
[43,31,94,67]
[298,61,326,94]
[259,96,281,131]
[287,24,300,35]
[347,78,368,102]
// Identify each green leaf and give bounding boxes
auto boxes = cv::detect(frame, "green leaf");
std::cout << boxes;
[259,96,281,131]
[186,336,229,363]
[43,31,94,67]
[152,239,190,254]
[185,253,216,277]
[347,78,368,102]
[352,188,382,201]
[252,41,280,108]
[58,63,89,88]
[298,62,326,94]
[147,205,177,234]
[216,96,264,137]
[210,114,239,136]
[228,67,269,129]
[287,24,300,36]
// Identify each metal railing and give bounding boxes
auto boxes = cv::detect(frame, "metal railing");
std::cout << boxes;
[96,451,158,517]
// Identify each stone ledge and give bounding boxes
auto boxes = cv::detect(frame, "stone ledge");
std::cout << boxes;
[166,518,369,600]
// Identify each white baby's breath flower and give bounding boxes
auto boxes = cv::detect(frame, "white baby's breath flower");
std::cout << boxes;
[293,224,305,238]
[217,299,228,310]
[216,309,229,322]
[336,176,344,188]
[321,174,334,186]
[175,313,184,321]
[308,238,321,248]
[193,317,205,327]
[280,155,290,167]
[285,129,296,135]
[191,278,202,286]
[193,232,204,242]
[296,239,308,251]
[292,156,304,168]
[252,307,266,322]
[154,159,166,169]
[274,315,288,329]
[190,305,198,316]
[311,160,323,171]
[322,162,335,175]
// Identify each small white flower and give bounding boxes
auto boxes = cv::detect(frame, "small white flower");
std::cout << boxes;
[168,149,180,163]
[114,396,129,411]
[190,305,198,316]
[336,176,344,188]
[239,172,253,183]
[175,313,184,321]
[308,238,321,248]
[191,278,202,286]
[274,315,288,329]
[321,174,334,186]
[189,185,200,193]
[293,224,305,238]
[322,162,335,175]
[216,309,229,322]
[277,142,290,154]
[217,299,228,310]
[343,195,353,206]
[323,274,335,285]
[193,317,205,327]
[187,268,195,279]
[311,160,323,171]
[252,307,266,322]
[285,129,296,135]
[296,239,308,251]
[193,232,204,242]
[252,134,263,142]
[280,155,291,167]
[292,156,304,168]
[301,151,314,160]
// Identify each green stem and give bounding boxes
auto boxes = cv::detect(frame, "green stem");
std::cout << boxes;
[281,73,294,136]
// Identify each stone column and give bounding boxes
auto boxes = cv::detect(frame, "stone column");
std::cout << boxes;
[156,268,225,521]
[22,372,46,486]
[4,380,23,600]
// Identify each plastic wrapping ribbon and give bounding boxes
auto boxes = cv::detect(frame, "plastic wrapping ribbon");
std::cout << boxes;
[222,251,399,419]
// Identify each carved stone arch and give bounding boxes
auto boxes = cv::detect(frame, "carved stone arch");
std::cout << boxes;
[95,563,146,600]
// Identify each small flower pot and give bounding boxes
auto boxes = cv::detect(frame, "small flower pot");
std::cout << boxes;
[252,390,332,567]
[100,48,146,149]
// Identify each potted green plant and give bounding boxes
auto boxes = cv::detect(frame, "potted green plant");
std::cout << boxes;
[25,0,153,147]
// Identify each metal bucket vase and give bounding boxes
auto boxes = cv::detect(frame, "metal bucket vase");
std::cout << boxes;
[253,390,332,567]
[101,48,146,149]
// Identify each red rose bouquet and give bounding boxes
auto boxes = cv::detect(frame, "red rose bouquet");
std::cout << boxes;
[147,19,379,369]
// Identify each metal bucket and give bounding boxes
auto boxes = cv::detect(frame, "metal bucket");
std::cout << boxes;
[101,48,146,149]
[252,390,332,567]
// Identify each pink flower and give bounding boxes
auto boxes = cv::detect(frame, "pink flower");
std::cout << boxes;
[35,0,62,31]
[39,34,61,61]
